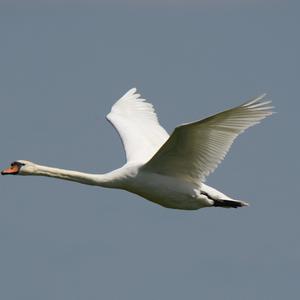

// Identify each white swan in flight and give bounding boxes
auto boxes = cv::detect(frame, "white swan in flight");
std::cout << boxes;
[1,88,273,210]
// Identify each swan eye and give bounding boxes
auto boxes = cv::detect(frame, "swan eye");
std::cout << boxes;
[10,162,25,168]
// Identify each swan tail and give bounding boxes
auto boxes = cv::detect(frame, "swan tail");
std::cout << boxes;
[213,199,249,208]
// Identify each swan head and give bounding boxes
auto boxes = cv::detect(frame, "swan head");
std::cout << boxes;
[1,160,37,176]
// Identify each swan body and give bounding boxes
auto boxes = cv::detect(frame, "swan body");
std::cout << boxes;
[2,88,273,210]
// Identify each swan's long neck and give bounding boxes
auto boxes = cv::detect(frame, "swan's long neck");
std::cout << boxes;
[28,164,125,188]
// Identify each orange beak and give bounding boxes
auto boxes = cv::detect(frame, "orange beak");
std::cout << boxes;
[1,164,21,175]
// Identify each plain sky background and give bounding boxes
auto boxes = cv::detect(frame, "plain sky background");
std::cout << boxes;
[0,1,299,299]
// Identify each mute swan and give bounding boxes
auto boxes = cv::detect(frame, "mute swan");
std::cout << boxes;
[1,88,273,210]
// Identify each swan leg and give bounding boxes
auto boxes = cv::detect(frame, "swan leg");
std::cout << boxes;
[213,199,249,208]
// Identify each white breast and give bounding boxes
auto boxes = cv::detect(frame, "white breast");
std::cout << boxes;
[124,170,212,210]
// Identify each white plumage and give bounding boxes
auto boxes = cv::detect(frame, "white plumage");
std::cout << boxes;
[106,88,169,163]
[2,88,273,210]
[143,93,272,185]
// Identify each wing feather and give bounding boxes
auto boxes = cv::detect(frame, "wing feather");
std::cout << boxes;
[142,95,274,185]
[106,88,169,163]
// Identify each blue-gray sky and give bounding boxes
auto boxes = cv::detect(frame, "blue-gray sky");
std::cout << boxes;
[0,1,299,299]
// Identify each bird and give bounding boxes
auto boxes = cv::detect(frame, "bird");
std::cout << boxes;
[1,88,273,210]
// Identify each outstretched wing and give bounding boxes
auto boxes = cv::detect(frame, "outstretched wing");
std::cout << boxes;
[142,94,274,186]
[106,88,169,163]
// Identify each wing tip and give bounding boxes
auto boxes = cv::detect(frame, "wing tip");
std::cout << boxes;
[242,93,275,115]
[125,87,137,96]
[243,93,270,106]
